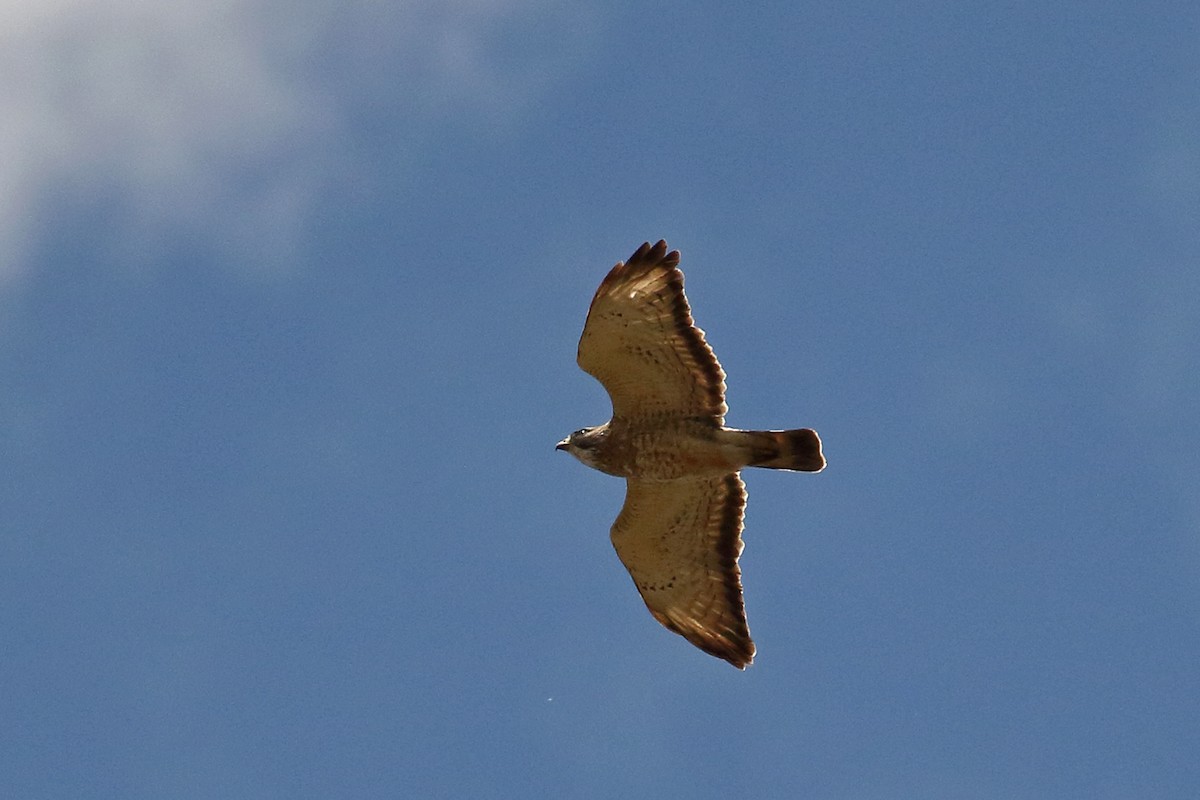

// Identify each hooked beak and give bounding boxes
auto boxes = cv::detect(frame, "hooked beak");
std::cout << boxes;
[555,438,569,451]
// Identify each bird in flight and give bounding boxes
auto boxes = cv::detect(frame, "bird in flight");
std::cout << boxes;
[558,240,825,668]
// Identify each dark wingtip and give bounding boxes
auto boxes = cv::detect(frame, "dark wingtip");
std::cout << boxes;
[625,239,681,272]
[709,638,755,669]
[628,241,653,263]
[719,640,755,669]
[675,629,755,669]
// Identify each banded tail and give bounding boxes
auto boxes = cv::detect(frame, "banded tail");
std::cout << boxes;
[741,428,826,472]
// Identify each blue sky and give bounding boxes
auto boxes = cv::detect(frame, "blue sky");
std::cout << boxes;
[3,1,1199,797]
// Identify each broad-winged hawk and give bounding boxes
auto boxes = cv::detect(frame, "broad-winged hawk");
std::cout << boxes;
[558,240,825,668]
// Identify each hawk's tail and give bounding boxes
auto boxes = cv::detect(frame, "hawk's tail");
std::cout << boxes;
[743,428,826,472]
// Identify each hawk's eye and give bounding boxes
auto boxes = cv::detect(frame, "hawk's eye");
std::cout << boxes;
[573,429,587,438]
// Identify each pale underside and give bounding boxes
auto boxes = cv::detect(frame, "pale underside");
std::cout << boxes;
[576,240,754,668]
[610,473,752,667]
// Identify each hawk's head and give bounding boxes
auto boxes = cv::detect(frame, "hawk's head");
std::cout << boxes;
[556,424,609,470]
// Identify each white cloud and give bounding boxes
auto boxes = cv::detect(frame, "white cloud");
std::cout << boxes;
[0,0,591,285]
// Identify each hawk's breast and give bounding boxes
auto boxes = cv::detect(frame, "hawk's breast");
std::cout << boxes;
[598,418,733,480]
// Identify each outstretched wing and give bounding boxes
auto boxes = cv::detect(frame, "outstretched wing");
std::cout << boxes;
[577,240,727,422]
[609,473,754,668]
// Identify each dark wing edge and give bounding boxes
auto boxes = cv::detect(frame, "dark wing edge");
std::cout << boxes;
[662,472,754,669]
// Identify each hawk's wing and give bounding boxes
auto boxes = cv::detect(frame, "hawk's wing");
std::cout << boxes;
[577,240,727,422]
[610,473,754,668]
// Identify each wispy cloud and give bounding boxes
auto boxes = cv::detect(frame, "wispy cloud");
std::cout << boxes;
[0,0,591,284]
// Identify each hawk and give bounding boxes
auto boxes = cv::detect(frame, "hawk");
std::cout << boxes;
[558,240,825,669]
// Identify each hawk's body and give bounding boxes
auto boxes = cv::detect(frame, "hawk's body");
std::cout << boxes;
[558,240,824,669]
